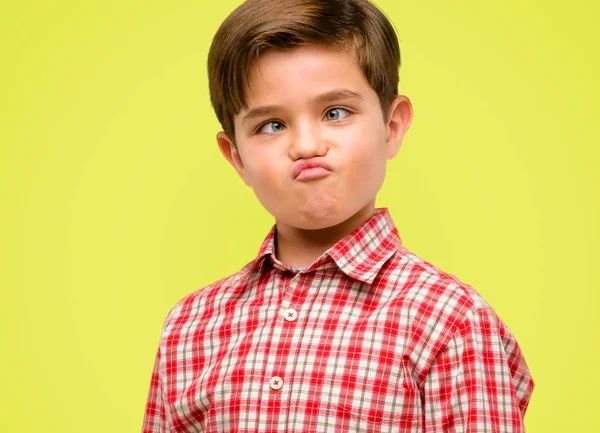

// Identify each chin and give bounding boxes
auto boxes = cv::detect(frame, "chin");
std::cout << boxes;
[285,206,348,230]
[265,194,364,230]
[294,218,341,230]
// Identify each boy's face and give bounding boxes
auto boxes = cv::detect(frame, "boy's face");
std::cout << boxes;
[218,44,412,230]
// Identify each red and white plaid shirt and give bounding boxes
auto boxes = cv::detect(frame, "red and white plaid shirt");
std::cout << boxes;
[143,208,534,432]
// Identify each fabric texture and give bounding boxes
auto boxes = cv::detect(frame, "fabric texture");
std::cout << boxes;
[142,208,534,432]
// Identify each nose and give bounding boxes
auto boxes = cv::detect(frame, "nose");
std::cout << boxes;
[288,120,328,160]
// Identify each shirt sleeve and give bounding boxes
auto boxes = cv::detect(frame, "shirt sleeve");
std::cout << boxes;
[422,307,535,432]
[142,347,168,433]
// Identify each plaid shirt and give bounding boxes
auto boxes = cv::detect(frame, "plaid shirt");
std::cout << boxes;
[142,208,534,432]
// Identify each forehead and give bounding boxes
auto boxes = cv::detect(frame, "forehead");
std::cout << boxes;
[242,44,374,108]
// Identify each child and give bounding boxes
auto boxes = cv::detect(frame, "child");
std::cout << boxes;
[142,0,534,431]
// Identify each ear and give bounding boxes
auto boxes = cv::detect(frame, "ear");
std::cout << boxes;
[216,131,251,186]
[385,95,413,159]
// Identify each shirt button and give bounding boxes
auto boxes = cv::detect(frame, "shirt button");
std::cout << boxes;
[269,376,283,390]
[284,308,298,322]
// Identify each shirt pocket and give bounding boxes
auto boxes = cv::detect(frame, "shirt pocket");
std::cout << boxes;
[317,356,420,432]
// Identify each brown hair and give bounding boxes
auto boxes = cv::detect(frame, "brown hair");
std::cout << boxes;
[207,0,401,145]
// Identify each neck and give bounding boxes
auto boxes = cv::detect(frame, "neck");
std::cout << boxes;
[275,203,377,269]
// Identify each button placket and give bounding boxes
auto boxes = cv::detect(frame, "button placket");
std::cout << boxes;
[266,266,303,406]
[281,268,302,323]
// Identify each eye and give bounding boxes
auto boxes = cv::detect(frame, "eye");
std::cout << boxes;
[258,121,286,134]
[324,107,350,121]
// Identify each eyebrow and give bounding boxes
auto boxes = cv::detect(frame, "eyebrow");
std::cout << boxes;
[241,89,364,126]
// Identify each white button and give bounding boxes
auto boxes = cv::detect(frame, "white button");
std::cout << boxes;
[284,308,298,322]
[269,376,283,390]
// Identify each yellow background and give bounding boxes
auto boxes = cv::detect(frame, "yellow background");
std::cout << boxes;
[1,0,598,431]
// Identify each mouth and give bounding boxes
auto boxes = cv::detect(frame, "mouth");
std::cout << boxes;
[292,157,333,180]
[295,166,331,181]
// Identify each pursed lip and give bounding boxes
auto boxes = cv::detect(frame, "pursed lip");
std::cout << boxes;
[292,158,333,179]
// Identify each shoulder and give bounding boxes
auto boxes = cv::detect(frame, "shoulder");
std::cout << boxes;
[160,258,260,333]
[384,246,499,366]
[389,245,491,316]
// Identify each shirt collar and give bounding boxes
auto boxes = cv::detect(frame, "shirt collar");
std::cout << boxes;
[254,208,402,284]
